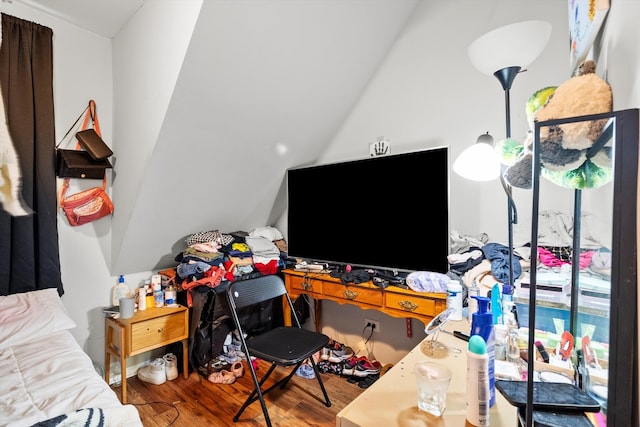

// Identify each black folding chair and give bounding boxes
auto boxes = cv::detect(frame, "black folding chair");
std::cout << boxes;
[226,275,332,426]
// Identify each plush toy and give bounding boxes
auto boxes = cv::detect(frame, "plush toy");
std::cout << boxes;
[500,60,614,190]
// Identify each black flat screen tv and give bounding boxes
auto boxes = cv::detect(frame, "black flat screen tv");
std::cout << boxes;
[286,146,450,274]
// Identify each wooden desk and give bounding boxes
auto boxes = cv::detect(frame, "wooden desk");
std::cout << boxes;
[336,319,518,426]
[105,305,189,403]
[282,269,447,328]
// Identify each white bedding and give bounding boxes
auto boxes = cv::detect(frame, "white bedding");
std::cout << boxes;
[0,289,142,427]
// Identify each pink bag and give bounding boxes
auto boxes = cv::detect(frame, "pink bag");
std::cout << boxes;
[60,185,114,226]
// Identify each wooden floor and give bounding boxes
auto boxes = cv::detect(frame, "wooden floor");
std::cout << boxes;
[113,359,367,427]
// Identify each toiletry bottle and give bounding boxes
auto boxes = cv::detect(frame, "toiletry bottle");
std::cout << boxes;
[470,295,496,407]
[446,280,463,321]
[468,280,480,323]
[137,285,147,311]
[466,335,490,426]
[164,284,176,306]
[112,275,131,306]
[153,283,164,308]
[490,283,503,325]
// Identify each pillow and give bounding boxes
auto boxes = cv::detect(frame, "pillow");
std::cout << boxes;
[0,288,76,348]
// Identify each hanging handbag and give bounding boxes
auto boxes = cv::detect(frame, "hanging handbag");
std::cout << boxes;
[56,100,113,179]
[59,184,114,226]
[58,100,114,226]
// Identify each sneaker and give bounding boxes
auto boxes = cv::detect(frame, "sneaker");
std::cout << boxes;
[163,353,178,381]
[137,358,167,385]
[342,356,381,377]
[354,358,381,377]
[321,339,353,363]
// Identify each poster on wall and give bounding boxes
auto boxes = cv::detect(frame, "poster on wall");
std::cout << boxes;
[569,0,610,74]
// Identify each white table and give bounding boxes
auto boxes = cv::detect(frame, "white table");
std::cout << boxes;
[336,319,518,426]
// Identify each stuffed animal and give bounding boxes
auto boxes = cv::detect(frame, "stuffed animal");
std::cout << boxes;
[501,60,614,190]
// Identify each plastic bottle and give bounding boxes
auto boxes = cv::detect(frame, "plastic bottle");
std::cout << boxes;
[164,284,176,306]
[470,295,496,407]
[153,283,164,308]
[490,283,503,325]
[137,285,147,311]
[112,275,131,306]
[466,335,490,426]
[446,280,463,321]
[468,281,480,323]
[144,279,155,309]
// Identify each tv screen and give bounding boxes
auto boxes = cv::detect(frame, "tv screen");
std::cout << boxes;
[286,147,450,274]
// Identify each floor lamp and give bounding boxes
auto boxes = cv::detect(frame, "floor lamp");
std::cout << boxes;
[458,20,552,427]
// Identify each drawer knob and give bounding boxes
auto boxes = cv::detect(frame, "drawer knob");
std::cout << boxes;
[302,280,312,291]
[398,300,418,311]
[344,289,358,300]
[157,328,164,333]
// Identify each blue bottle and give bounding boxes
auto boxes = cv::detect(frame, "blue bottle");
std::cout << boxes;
[470,295,496,407]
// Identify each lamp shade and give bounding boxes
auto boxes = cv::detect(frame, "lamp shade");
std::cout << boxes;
[468,20,552,75]
[453,133,501,181]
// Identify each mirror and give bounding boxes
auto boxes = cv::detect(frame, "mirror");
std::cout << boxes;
[421,308,460,357]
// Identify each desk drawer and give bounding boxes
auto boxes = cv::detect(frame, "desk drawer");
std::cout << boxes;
[323,282,383,306]
[130,312,187,355]
[385,292,439,317]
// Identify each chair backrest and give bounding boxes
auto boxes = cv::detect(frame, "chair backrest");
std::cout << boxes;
[227,274,303,328]
[227,275,287,310]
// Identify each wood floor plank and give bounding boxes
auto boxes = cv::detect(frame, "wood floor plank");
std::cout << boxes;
[114,359,368,426]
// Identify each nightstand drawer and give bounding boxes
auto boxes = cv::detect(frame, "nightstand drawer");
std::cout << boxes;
[130,311,188,355]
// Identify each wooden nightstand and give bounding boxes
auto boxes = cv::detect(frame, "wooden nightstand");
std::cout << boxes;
[105,305,189,403]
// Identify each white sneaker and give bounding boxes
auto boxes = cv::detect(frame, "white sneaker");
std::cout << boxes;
[164,353,178,381]
[137,358,167,385]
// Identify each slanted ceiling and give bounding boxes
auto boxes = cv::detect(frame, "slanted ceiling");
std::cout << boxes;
[110,1,419,274]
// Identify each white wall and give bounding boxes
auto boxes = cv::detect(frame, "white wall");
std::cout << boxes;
[317,0,571,363]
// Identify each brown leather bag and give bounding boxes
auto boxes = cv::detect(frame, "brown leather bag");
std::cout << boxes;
[56,100,113,179]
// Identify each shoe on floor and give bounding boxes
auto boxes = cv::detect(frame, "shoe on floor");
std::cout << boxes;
[208,369,236,385]
[295,363,316,379]
[230,361,244,378]
[163,353,178,381]
[137,358,167,385]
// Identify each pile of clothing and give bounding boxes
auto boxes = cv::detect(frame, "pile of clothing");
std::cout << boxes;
[167,226,289,307]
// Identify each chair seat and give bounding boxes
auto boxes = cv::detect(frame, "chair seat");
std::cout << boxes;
[247,326,329,365]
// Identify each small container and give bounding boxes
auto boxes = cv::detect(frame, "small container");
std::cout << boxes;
[137,286,147,311]
[468,281,480,323]
[446,280,463,321]
[164,284,176,306]
[494,324,508,361]
[153,283,164,308]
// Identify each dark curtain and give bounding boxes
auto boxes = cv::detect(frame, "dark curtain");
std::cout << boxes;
[0,14,62,296]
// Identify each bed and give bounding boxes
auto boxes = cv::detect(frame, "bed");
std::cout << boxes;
[0,288,142,427]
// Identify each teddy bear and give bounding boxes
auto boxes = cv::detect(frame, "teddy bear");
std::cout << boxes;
[501,60,614,190]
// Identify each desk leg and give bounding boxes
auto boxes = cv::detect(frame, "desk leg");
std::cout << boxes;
[314,298,322,333]
[182,338,189,378]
